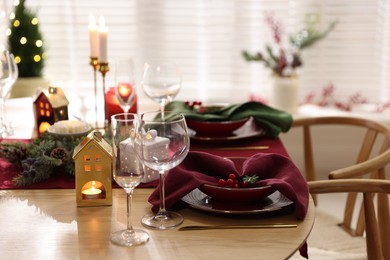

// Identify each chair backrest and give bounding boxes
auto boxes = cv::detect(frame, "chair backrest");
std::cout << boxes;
[308,179,390,260]
[287,116,390,236]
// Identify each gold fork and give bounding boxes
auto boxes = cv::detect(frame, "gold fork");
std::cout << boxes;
[178,223,297,231]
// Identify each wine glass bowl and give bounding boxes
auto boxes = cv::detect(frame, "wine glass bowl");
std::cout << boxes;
[137,111,190,229]
[110,113,149,246]
[141,62,181,112]
[114,58,136,113]
[0,50,18,137]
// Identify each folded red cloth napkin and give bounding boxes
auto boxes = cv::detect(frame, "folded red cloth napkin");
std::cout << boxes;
[149,151,309,219]
[148,151,309,258]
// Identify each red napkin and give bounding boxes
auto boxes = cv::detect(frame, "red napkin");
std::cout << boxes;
[148,151,309,258]
[149,151,309,219]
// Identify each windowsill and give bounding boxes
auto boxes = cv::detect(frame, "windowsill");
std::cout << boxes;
[295,104,390,125]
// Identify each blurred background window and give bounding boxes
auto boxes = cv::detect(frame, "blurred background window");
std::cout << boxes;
[0,0,389,105]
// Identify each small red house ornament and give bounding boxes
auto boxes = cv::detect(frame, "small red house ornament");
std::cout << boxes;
[33,86,69,136]
[73,130,113,207]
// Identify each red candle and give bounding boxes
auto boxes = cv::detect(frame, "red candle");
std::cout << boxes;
[105,87,137,123]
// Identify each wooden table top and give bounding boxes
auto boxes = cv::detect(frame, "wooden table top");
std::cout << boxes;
[0,188,314,260]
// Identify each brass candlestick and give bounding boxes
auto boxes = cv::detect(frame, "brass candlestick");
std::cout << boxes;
[90,57,99,129]
[99,62,110,129]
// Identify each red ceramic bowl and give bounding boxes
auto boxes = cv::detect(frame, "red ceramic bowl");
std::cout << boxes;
[186,117,249,136]
[199,184,275,203]
[198,157,275,203]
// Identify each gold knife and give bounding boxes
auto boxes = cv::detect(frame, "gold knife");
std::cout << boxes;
[195,146,269,151]
[178,223,297,231]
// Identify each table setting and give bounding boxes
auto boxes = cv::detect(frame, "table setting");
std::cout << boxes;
[1,102,312,255]
[0,13,313,259]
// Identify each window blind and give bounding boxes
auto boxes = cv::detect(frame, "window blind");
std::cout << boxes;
[1,0,389,105]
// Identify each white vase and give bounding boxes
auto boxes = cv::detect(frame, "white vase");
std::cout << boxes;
[271,75,299,114]
[10,77,50,99]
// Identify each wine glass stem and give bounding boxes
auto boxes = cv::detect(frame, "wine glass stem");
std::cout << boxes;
[160,103,165,114]
[126,190,134,231]
[158,171,167,214]
[0,97,6,128]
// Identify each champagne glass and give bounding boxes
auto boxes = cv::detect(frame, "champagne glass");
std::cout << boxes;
[141,62,181,113]
[0,51,18,137]
[111,113,149,246]
[137,111,190,229]
[114,58,136,113]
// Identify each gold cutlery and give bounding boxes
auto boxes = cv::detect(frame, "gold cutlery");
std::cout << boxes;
[178,223,297,231]
[196,146,269,151]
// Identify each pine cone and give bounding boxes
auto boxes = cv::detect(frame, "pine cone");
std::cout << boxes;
[50,148,69,163]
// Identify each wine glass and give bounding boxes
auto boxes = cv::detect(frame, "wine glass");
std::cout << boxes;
[0,50,18,137]
[137,111,190,229]
[110,113,149,246]
[141,62,181,113]
[114,58,137,113]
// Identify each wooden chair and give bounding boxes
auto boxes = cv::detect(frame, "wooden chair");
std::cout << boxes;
[308,179,390,260]
[284,116,390,237]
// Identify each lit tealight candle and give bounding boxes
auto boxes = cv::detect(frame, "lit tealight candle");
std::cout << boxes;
[98,16,108,63]
[82,186,102,199]
[117,83,133,100]
[88,14,99,58]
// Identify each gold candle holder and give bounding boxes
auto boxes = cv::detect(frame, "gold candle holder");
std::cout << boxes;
[99,62,110,129]
[90,57,99,129]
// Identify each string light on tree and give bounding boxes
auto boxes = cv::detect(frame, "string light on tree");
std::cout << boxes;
[7,0,45,77]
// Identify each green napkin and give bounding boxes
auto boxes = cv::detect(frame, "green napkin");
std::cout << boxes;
[165,101,293,138]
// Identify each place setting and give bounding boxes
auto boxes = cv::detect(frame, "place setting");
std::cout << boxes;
[164,100,293,144]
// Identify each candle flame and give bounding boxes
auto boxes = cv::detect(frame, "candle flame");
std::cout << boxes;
[118,83,132,97]
[89,14,96,26]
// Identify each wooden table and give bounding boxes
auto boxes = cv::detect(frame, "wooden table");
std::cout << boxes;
[0,188,314,259]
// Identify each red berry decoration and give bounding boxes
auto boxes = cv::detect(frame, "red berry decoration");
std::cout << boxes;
[218,179,226,187]
[215,174,259,189]
[226,178,234,187]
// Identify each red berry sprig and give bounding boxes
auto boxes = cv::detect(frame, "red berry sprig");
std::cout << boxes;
[217,174,258,189]
[184,100,223,114]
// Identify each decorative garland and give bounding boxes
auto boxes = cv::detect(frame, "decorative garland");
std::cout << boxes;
[0,132,83,186]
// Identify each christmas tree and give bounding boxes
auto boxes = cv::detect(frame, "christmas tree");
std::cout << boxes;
[7,0,45,77]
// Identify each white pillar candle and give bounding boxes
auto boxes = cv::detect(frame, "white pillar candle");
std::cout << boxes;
[98,16,108,63]
[88,14,99,58]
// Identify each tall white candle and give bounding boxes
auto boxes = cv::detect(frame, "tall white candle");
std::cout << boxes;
[88,14,99,58]
[98,16,108,63]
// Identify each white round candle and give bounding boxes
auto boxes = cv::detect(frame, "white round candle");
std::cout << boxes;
[82,187,102,199]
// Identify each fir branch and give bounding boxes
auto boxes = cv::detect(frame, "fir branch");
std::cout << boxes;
[0,142,29,165]
[3,131,82,186]
[29,140,56,157]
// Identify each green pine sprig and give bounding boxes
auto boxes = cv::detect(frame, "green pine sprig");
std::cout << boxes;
[0,132,83,186]
[242,175,259,184]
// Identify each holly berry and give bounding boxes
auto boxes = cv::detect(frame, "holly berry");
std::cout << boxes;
[215,174,259,189]
[218,179,226,187]
[226,178,234,187]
